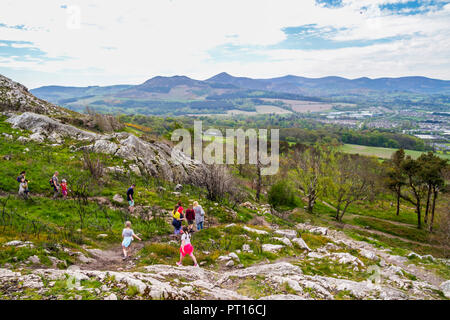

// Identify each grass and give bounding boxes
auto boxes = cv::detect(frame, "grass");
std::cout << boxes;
[340,143,450,161]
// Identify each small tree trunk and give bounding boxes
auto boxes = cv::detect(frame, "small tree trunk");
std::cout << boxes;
[339,202,350,221]
[424,185,432,224]
[429,188,438,232]
[416,198,421,229]
[256,161,261,202]
[396,187,401,216]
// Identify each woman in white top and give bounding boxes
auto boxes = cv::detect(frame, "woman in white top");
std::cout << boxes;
[176,226,198,267]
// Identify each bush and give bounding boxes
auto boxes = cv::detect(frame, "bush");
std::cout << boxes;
[268,181,296,208]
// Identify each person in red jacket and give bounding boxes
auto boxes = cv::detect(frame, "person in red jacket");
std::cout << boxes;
[185,204,195,232]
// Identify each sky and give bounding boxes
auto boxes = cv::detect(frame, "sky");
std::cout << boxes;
[0,0,449,88]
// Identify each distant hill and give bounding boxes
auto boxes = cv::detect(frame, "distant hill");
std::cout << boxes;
[206,73,450,95]
[29,73,450,116]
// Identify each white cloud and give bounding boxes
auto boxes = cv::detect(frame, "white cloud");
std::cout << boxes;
[0,0,449,87]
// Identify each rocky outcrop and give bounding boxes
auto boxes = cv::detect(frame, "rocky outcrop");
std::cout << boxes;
[6,112,203,183]
[0,74,67,116]
[0,261,443,300]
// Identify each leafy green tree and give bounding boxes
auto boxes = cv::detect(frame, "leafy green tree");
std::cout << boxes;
[384,149,406,216]
[400,156,427,229]
[417,152,448,231]
[329,154,378,221]
[288,143,334,213]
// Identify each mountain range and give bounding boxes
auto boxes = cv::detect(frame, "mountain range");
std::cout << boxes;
[28,73,450,116]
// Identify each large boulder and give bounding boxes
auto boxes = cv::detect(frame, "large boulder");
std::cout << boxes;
[440,280,450,299]
[6,112,203,183]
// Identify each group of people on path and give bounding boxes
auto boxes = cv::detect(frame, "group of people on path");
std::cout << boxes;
[121,184,205,267]
[15,170,69,200]
[50,171,68,199]
[172,201,205,234]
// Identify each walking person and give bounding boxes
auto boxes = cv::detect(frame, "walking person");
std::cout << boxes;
[176,226,198,267]
[185,204,195,232]
[50,171,60,199]
[172,204,182,235]
[17,171,26,183]
[61,179,68,199]
[193,201,205,231]
[18,178,30,200]
[122,221,142,260]
[127,184,135,214]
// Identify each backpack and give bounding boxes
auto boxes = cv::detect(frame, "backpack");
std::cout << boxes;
[49,177,55,187]
[17,176,22,183]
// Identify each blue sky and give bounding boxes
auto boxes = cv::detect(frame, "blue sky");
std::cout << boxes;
[1,0,449,88]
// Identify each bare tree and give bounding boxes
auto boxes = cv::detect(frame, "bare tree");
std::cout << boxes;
[193,164,239,202]
[82,150,104,180]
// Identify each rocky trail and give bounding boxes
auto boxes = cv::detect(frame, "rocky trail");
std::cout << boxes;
[2,221,449,300]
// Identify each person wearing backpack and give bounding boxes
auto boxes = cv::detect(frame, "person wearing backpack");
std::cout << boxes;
[185,204,195,232]
[172,205,182,235]
[50,171,60,199]
[193,201,205,231]
[176,226,198,267]
[17,171,26,184]
[18,177,30,200]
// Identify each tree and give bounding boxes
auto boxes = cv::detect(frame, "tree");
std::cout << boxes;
[193,164,239,202]
[384,149,406,216]
[288,144,334,213]
[400,156,427,229]
[417,152,448,231]
[330,154,377,221]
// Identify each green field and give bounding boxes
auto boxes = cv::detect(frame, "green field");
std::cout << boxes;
[340,144,450,160]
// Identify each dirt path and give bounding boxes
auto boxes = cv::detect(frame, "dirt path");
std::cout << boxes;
[321,200,417,229]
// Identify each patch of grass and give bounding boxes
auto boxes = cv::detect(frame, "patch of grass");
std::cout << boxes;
[126,285,140,297]
[236,276,275,299]
[300,232,329,250]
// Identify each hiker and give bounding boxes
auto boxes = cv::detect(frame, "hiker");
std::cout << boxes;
[177,201,185,226]
[127,184,135,213]
[61,179,68,199]
[172,204,182,235]
[176,226,198,267]
[193,201,205,231]
[185,204,195,232]
[16,171,26,183]
[50,171,60,198]
[18,178,29,199]
[122,221,142,260]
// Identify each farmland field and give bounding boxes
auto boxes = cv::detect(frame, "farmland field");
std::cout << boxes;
[340,144,450,160]
[261,98,334,113]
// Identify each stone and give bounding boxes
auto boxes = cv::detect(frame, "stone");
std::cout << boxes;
[228,252,240,262]
[105,293,118,300]
[292,238,311,251]
[97,234,108,239]
[408,252,422,259]
[274,237,293,247]
[174,184,183,192]
[359,249,379,261]
[440,280,450,299]
[225,260,235,267]
[218,255,232,262]
[243,226,269,235]
[262,244,284,253]
[27,255,40,264]
[274,229,297,239]
[113,194,124,203]
[4,240,24,247]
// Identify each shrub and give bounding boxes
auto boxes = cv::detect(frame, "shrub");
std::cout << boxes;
[268,180,296,207]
